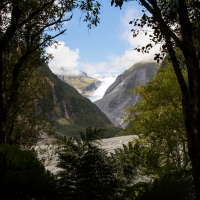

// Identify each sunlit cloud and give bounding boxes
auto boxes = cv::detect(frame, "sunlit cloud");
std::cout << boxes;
[119,5,160,62]
[47,6,160,77]
[78,61,108,76]
[46,41,80,75]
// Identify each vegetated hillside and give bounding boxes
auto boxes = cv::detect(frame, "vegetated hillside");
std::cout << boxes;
[94,62,158,128]
[57,72,101,97]
[42,65,121,137]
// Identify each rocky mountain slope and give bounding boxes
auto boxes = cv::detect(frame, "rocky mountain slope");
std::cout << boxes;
[43,65,121,137]
[94,62,158,128]
[57,72,101,97]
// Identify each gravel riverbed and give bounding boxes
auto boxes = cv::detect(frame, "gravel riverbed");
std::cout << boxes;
[36,135,137,174]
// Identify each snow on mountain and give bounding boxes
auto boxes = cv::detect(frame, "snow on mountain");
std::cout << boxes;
[88,73,118,102]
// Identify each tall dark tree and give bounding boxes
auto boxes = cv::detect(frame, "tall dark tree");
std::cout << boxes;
[0,0,101,145]
[111,0,200,198]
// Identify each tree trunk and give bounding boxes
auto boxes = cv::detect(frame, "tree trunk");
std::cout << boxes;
[183,78,200,200]
[0,47,5,144]
[163,31,200,199]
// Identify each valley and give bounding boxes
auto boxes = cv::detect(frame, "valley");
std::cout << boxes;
[53,61,158,132]
[1,1,198,198]
[42,64,121,138]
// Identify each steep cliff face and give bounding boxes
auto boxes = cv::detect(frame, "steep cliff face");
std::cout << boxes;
[43,65,121,137]
[94,62,158,128]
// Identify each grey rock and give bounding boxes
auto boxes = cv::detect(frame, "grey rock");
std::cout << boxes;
[94,62,158,128]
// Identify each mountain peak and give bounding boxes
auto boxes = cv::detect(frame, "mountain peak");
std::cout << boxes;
[94,62,158,128]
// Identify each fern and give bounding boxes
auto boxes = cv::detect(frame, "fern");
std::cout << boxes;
[57,127,118,200]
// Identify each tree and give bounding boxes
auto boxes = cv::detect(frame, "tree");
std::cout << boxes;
[112,63,195,199]
[112,143,195,200]
[0,0,101,145]
[111,0,200,198]
[2,50,55,146]
[127,170,195,200]
[128,62,190,169]
[0,144,59,200]
[57,127,119,200]
[124,63,189,169]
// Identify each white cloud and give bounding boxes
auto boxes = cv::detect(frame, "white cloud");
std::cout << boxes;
[120,6,154,46]
[116,5,160,65]
[46,41,80,75]
[79,6,161,76]
[78,61,111,76]
[46,6,160,77]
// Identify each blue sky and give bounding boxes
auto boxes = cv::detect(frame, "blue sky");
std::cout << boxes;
[46,1,160,76]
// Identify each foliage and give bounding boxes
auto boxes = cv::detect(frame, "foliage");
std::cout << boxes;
[115,169,195,200]
[0,0,102,145]
[111,142,141,186]
[0,144,59,200]
[111,0,200,62]
[3,59,55,146]
[57,127,119,200]
[111,0,200,197]
[112,62,194,199]
[124,63,190,172]
[112,142,195,199]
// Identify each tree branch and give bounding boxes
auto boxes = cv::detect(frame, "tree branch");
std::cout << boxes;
[139,0,186,50]
[1,3,21,48]
[17,0,54,29]
[29,14,73,47]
